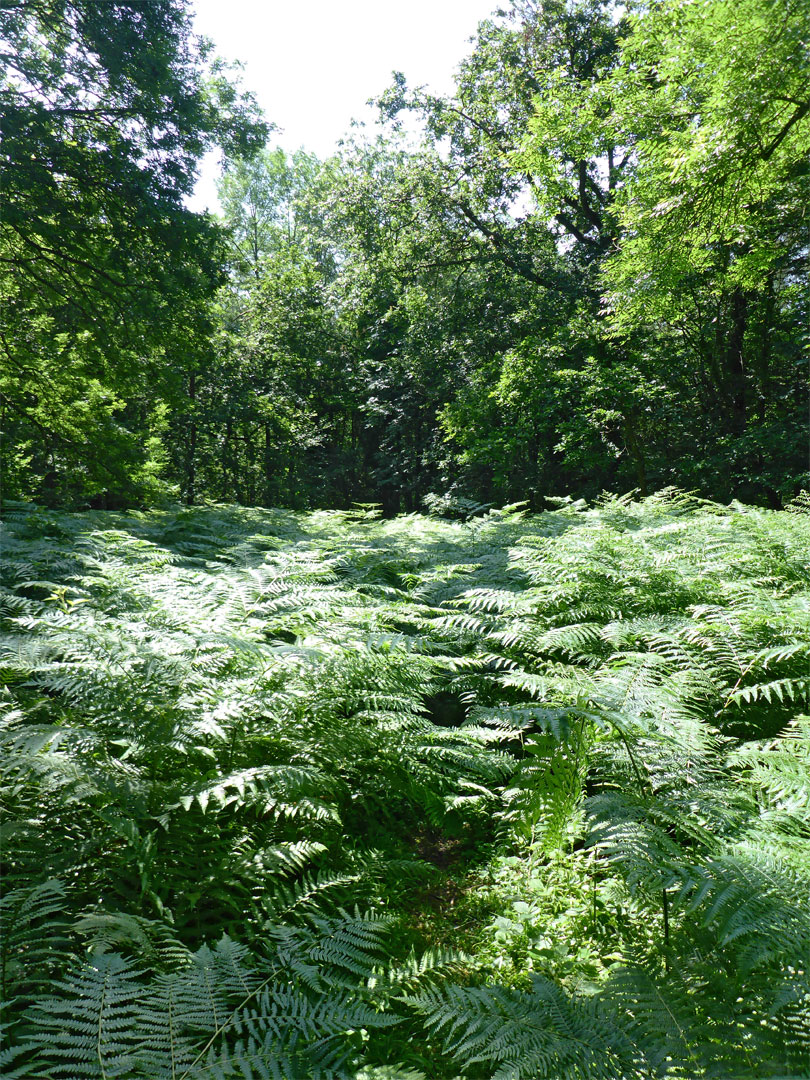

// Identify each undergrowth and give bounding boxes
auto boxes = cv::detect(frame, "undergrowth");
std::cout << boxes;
[1,490,808,1077]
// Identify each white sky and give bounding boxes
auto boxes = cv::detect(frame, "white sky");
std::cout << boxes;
[188,0,498,210]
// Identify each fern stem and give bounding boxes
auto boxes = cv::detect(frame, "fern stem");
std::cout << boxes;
[612,724,651,801]
[720,656,758,710]
[608,716,676,968]
[661,887,671,974]
[591,853,598,929]
[176,970,279,1080]
[96,972,109,1080]
[169,992,177,1080]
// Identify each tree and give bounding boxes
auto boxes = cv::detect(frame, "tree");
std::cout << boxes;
[406,0,808,503]
[600,0,810,498]
[0,0,266,504]
[217,147,325,279]
[176,147,358,508]
[607,0,810,292]
[374,2,658,502]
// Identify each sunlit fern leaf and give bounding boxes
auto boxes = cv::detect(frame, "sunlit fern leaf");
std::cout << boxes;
[500,728,591,849]
[731,715,810,839]
[299,910,394,982]
[601,963,714,1076]
[727,677,810,708]
[413,977,641,1080]
[174,764,337,818]
[260,871,365,922]
[371,946,467,995]
[678,852,810,971]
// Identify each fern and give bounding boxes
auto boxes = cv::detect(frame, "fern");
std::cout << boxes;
[23,952,145,1078]
[3,494,810,1077]
[0,879,69,1004]
[414,977,640,1079]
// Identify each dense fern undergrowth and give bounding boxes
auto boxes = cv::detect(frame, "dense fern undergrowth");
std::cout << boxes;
[1,491,809,1078]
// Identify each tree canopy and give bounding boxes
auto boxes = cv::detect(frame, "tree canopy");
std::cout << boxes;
[0,0,265,503]
[2,0,807,509]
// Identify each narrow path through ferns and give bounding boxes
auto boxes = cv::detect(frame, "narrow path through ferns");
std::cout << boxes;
[1,491,809,1078]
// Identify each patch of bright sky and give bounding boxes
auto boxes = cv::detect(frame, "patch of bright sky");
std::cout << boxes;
[188,0,499,212]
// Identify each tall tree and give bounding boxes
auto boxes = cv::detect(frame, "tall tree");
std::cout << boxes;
[0,0,265,504]
[376,0,808,504]
[374,2,657,501]
[600,0,810,498]
[217,147,326,279]
[180,147,357,508]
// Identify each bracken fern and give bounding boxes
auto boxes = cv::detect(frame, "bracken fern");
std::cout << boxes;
[1,493,809,1076]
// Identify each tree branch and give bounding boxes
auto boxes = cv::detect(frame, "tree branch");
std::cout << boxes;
[760,98,810,161]
[455,201,551,286]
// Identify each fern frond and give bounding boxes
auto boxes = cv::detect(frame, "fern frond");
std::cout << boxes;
[414,977,640,1080]
[22,952,144,1079]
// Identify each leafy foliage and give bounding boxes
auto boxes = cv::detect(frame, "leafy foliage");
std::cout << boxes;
[3,0,806,508]
[0,0,265,504]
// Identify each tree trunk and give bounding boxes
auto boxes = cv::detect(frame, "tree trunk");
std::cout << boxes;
[222,418,232,500]
[244,423,255,504]
[186,372,197,505]
[725,287,748,434]
[622,413,648,497]
[264,423,274,506]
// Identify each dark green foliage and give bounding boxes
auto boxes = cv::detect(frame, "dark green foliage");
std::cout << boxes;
[0,0,265,505]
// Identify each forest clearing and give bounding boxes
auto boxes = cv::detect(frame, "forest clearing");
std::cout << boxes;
[2,0,809,1073]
